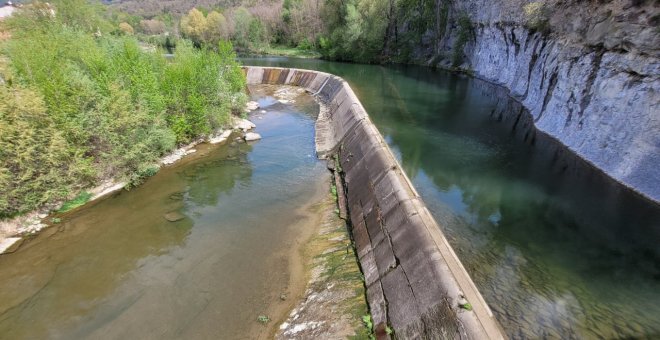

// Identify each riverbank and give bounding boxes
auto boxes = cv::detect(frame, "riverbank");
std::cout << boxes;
[276,185,370,339]
[0,111,261,255]
[1,83,363,338]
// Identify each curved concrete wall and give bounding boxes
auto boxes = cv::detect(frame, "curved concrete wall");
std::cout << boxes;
[244,66,504,339]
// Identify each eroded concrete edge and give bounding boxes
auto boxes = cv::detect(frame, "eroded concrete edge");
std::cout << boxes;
[244,66,505,340]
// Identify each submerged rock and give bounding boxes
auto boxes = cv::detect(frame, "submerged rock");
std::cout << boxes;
[163,211,185,222]
[244,132,262,141]
[168,192,185,201]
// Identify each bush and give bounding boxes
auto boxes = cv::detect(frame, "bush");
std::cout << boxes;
[523,1,551,34]
[0,0,246,217]
[0,85,94,216]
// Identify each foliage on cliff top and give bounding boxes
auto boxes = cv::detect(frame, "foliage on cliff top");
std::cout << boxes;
[0,0,246,218]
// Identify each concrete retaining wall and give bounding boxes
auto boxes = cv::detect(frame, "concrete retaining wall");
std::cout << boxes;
[244,66,504,339]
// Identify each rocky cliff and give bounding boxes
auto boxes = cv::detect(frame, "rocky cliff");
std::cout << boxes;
[391,0,659,203]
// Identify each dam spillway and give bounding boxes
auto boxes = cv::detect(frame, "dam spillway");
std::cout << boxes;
[244,66,505,339]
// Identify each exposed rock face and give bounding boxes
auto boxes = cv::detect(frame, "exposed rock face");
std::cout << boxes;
[394,0,660,202]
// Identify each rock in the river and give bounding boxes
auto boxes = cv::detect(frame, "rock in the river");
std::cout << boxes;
[232,117,256,131]
[244,132,262,141]
[164,212,185,222]
[209,129,232,144]
[245,101,259,112]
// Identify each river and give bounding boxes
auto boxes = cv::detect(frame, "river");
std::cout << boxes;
[0,88,327,339]
[241,57,660,339]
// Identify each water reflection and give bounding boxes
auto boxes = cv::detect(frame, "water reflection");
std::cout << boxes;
[242,57,660,338]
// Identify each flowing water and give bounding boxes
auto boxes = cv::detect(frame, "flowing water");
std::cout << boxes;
[243,57,660,339]
[0,88,326,339]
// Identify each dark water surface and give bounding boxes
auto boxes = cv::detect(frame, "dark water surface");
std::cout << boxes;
[242,57,660,339]
[0,90,325,339]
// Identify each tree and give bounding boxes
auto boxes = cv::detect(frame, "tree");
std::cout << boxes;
[231,7,268,51]
[180,8,207,45]
[205,11,229,45]
[118,22,134,35]
[139,19,166,35]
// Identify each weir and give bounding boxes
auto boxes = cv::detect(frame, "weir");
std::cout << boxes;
[244,66,505,339]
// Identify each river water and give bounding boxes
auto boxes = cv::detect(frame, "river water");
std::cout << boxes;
[242,57,660,339]
[0,88,326,339]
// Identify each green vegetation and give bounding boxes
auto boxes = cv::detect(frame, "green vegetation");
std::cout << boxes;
[0,0,246,218]
[58,191,92,213]
[256,315,270,323]
[110,0,477,67]
[460,302,473,311]
[452,13,473,67]
[523,1,551,34]
[318,0,389,63]
[259,45,321,58]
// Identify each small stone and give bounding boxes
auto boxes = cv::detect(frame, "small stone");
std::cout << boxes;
[164,211,185,222]
[245,132,262,141]
[260,110,266,114]
[38,213,48,219]
[280,294,287,301]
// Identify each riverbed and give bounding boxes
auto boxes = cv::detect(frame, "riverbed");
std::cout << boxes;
[0,87,329,339]
[242,57,660,339]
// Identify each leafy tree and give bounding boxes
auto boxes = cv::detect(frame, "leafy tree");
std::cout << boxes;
[205,10,230,45]
[118,22,134,35]
[320,0,387,62]
[180,8,207,46]
[139,19,166,35]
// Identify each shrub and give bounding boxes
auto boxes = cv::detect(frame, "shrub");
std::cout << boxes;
[523,1,551,34]
[0,85,94,216]
[0,0,246,217]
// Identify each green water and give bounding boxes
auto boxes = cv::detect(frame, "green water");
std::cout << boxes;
[242,57,660,339]
[0,89,326,339]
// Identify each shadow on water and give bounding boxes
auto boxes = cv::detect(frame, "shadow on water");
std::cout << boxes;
[242,57,660,339]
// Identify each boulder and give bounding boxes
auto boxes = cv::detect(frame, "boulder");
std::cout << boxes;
[209,130,232,144]
[245,101,259,111]
[244,132,262,141]
[232,117,256,131]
